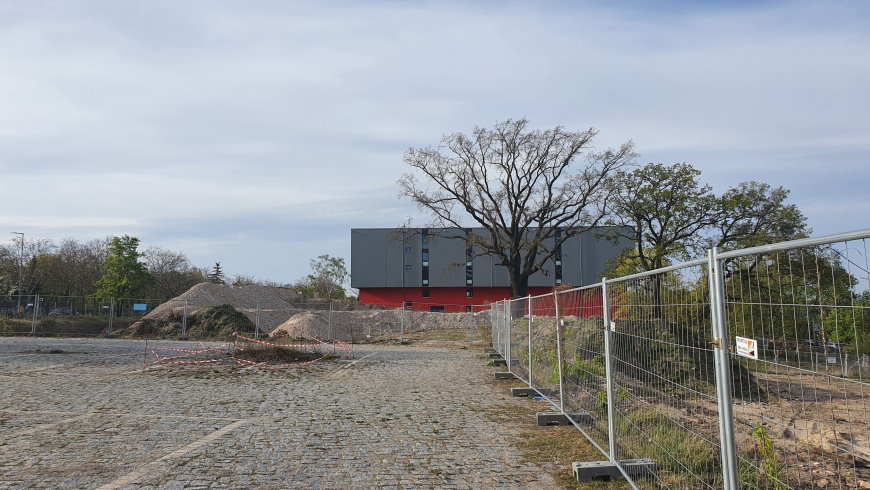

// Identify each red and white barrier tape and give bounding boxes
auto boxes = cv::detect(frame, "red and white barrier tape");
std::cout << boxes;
[144,334,351,369]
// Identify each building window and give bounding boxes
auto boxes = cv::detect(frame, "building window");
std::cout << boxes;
[466,288,473,298]
[466,306,473,312]
[422,288,430,298]
[429,306,445,312]
[422,228,430,288]
[465,229,473,287]
[554,226,563,285]
[405,301,413,307]
[405,247,411,253]
[405,264,411,270]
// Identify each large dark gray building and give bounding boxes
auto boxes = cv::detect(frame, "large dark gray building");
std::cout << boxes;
[351,227,632,312]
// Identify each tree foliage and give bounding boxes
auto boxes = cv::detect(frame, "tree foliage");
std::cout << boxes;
[0,236,209,299]
[606,163,809,274]
[608,163,717,271]
[94,235,153,298]
[208,262,226,284]
[400,118,635,297]
[295,255,349,299]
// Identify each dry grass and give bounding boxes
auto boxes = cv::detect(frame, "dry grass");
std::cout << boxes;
[235,343,327,363]
[484,371,631,489]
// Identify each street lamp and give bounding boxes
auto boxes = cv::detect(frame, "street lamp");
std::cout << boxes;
[11,232,23,310]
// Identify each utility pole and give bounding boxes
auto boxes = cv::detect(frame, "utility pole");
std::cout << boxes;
[11,232,23,311]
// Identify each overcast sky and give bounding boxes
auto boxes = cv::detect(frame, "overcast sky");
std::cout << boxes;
[1,0,868,283]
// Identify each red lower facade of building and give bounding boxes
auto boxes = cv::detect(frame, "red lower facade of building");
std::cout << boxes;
[360,286,608,317]
[359,286,569,313]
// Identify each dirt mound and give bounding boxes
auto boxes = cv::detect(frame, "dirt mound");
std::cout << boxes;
[128,283,375,336]
[270,309,479,341]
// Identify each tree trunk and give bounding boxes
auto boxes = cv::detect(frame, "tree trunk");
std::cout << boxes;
[509,266,529,319]
[509,266,528,299]
[652,274,663,319]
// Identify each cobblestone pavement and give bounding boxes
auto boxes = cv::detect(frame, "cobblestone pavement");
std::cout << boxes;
[0,337,558,489]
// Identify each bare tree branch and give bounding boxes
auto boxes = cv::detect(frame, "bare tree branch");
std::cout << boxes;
[399,118,635,297]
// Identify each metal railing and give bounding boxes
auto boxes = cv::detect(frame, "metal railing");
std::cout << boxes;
[0,295,486,344]
[490,229,870,489]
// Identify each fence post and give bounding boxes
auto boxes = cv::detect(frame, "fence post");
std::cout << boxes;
[709,248,738,490]
[181,299,188,339]
[329,301,334,341]
[505,300,512,371]
[31,294,39,335]
[400,301,405,343]
[493,301,499,352]
[602,278,618,463]
[255,301,260,339]
[554,290,565,413]
[528,295,533,387]
[330,301,336,355]
[108,297,114,336]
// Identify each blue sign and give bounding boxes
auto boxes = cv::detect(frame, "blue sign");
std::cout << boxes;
[133,303,148,311]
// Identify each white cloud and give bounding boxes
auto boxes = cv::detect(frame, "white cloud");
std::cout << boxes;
[1,0,868,282]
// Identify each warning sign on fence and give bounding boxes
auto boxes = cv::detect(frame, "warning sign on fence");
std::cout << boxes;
[735,336,758,360]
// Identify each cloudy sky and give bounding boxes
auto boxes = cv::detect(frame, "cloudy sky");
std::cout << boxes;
[1,0,868,283]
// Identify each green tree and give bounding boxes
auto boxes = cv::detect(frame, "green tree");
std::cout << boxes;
[208,262,225,284]
[607,163,718,272]
[606,163,808,273]
[713,181,808,250]
[94,236,153,298]
[296,255,349,299]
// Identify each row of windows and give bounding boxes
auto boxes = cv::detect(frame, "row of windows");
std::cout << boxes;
[406,229,562,285]
[418,287,473,298]
[422,229,430,287]
[404,300,474,313]
[554,227,563,285]
[465,228,473,287]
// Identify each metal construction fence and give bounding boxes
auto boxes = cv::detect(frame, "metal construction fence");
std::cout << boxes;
[490,229,870,489]
[0,295,485,343]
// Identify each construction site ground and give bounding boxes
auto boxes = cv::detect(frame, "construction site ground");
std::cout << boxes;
[0,336,563,489]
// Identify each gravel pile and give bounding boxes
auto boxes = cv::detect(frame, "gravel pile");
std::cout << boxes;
[270,309,480,341]
[131,283,373,333]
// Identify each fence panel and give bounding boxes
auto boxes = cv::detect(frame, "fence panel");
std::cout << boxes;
[509,297,530,384]
[558,285,611,458]
[528,293,562,407]
[719,236,870,489]
[495,300,503,356]
[607,262,723,488]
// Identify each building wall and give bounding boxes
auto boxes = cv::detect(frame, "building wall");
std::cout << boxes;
[352,226,632,310]
[358,286,557,313]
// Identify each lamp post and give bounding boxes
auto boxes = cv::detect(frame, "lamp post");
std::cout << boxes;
[11,232,23,310]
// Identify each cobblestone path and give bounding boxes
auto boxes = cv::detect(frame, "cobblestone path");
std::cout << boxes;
[0,338,557,489]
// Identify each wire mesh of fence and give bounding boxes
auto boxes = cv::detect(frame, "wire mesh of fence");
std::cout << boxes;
[528,294,562,408]
[558,286,613,464]
[489,229,870,489]
[608,262,724,488]
[718,236,870,489]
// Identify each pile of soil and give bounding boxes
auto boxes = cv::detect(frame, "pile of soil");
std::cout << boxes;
[129,304,254,339]
[129,283,374,335]
[270,310,480,342]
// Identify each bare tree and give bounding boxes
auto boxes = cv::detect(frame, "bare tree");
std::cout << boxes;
[143,246,201,298]
[400,118,635,298]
